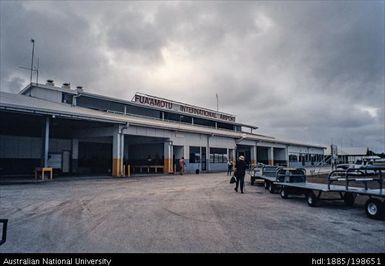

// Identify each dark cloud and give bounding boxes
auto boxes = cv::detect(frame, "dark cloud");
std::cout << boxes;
[0,1,108,90]
[1,1,384,152]
[103,8,166,62]
[2,76,25,93]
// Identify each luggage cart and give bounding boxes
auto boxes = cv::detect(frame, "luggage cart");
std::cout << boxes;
[250,164,306,193]
[277,166,385,220]
[250,164,280,185]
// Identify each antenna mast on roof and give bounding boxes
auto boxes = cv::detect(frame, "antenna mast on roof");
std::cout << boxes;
[216,93,219,112]
[35,57,39,84]
[30,39,35,84]
[19,39,39,84]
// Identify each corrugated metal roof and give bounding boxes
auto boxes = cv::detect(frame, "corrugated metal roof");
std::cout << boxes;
[0,91,326,149]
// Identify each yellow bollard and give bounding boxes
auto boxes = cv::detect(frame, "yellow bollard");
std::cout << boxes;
[127,164,131,177]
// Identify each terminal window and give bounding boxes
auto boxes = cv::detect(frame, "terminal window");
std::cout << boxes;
[210,148,227,163]
[189,146,201,163]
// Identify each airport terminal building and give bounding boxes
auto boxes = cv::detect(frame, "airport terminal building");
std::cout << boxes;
[0,81,325,177]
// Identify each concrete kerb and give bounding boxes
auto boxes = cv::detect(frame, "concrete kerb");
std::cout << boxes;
[0,171,226,186]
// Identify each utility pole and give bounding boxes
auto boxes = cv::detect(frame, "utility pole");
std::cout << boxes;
[30,39,35,84]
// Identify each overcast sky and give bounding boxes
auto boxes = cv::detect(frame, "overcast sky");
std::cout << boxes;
[1,1,384,152]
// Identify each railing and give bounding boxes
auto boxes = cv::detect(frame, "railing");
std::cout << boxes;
[276,168,306,183]
[328,165,384,190]
[307,156,332,176]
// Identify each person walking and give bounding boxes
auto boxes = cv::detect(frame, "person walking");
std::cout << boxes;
[179,157,186,175]
[234,155,247,193]
[227,160,233,176]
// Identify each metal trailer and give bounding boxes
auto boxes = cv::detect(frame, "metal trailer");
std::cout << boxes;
[277,165,385,220]
[250,164,281,185]
[250,165,306,194]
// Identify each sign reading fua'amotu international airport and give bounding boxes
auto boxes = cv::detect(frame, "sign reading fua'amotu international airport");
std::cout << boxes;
[133,93,236,122]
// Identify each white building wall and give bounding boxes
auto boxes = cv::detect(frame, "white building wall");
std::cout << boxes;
[288,146,308,154]
[288,146,324,155]
[170,132,207,147]
[30,87,62,103]
[257,141,286,149]
[308,147,324,154]
[124,126,169,139]
[237,139,256,146]
[288,145,325,168]
[209,136,236,149]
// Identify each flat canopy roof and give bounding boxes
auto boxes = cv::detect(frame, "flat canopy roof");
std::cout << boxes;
[1,91,326,149]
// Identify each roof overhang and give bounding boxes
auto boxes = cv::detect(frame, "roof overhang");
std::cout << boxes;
[1,91,325,149]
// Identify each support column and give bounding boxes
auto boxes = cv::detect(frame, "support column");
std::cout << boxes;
[183,145,189,159]
[251,145,257,167]
[120,133,125,176]
[72,138,79,173]
[206,135,211,171]
[41,117,50,167]
[268,147,274,166]
[183,145,189,173]
[163,140,173,173]
[285,146,289,167]
[112,130,121,177]
[231,149,236,162]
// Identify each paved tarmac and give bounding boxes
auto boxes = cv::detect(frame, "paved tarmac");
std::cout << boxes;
[0,172,384,253]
